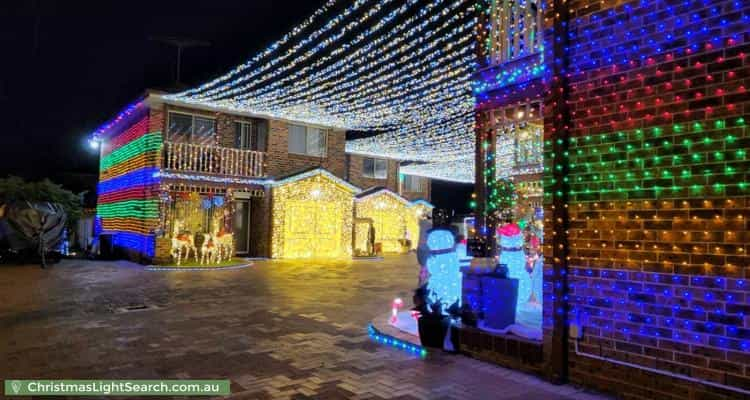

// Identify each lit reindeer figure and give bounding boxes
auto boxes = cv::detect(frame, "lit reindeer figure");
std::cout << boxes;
[200,233,218,265]
[171,221,197,265]
[213,228,234,263]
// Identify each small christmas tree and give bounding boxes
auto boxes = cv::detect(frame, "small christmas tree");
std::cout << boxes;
[491,178,516,221]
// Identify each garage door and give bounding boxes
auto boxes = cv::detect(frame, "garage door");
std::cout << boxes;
[283,200,345,258]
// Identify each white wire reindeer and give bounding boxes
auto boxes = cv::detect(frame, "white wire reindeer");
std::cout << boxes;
[200,233,218,265]
[213,228,234,263]
[170,221,197,265]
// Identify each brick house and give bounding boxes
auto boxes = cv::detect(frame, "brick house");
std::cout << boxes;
[345,154,431,202]
[94,91,432,263]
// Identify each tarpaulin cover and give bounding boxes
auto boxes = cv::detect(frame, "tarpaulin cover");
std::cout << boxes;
[0,201,66,252]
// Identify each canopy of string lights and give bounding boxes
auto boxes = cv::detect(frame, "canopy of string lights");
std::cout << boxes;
[164,0,477,174]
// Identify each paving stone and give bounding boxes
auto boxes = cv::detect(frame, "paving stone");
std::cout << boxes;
[0,257,611,399]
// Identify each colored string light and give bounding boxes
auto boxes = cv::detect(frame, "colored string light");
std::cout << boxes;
[98,167,160,195]
[100,133,162,171]
[161,0,478,165]
[367,323,427,358]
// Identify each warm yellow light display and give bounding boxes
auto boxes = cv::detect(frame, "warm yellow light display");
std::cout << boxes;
[353,221,372,256]
[408,201,434,250]
[355,191,418,254]
[272,172,356,258]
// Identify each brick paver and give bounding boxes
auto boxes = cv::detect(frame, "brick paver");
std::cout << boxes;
[0,257,609,399]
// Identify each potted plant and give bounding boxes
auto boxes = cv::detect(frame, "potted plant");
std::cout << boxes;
[413,285,461,349]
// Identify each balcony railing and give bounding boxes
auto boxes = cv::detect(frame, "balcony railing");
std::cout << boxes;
[488,0,543,66]
[164,141,265,177]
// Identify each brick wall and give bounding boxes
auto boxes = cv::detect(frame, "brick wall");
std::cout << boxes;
[346,154,399,192]
[540,0,750,397]
[96,104,161,262]
[250,191,272,258]
[475,0,750,396]
[265,119,347,179]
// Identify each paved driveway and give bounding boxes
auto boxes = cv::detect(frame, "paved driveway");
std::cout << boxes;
[0,256,608,399]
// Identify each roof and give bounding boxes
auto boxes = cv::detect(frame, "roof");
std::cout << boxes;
[272,168,361,193]
[90,97,148,140]
[355,187,411,206]
[410,199,435,209]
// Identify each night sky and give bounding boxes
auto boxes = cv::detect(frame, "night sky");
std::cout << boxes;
[1,0,472,213]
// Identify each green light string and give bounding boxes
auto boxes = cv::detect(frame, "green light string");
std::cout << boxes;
[100,132,163,171]
[544,116,748,200]
[97,200,161,219]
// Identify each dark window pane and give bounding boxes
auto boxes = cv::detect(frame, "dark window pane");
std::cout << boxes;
[374,159,387,179]
[307,127,325,157]
[254,120,268,152]
[168,113,192,142]
[363,158,375,177]
[194,117,216,145]
[288,125,306,154]
[234,122,245,149]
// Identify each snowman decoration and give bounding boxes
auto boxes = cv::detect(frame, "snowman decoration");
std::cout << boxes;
[498,222,528,311]
[424,229,462,315]
[524,235,543,309]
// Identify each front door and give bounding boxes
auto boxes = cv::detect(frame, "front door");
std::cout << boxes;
[233,200,251,254]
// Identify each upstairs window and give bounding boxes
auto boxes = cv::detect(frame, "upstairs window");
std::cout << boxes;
[288,124,327,157]
[362,158,387,179]
[402,175,423,192]
[167,112,216,145]
[234,120,268,152]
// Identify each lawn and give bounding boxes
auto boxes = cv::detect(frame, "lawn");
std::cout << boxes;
[157,258,250,268]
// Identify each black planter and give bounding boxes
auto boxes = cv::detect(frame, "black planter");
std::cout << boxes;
[418,317,448,348]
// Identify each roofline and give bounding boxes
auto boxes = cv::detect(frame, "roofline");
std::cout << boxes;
[355,187,412,206]
[410,199,435,209]
[90,96,149,140]
[271,167,362,193]
[150,93,345,131]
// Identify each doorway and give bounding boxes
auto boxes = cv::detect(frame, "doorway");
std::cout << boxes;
[233,200,251,255]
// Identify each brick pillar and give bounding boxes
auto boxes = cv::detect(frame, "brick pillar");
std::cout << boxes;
[547,0,571,384]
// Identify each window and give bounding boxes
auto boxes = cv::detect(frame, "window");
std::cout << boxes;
[234,120,268,151]
[167,112,216,144]
[362,158,387,179]
[402,175,423,192]
[288,124,327,157]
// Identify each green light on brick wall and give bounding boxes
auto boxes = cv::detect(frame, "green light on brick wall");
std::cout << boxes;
[559,116,750,200]
[97,200,160,219]
[100,133,162,171]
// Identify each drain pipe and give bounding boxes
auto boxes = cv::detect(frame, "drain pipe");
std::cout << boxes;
[572,333,750,395]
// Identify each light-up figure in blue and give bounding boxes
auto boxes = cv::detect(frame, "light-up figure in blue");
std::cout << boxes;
[498,223,528,310]
[425,229,462,315]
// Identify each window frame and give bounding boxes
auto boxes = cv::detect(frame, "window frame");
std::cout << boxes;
[287,124,328,157]
[234,120,268,152]
[402,175,423,192]
[167,111,217,144]
[362,157,388,179]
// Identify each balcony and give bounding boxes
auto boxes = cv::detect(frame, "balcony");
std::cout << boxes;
[163,141,265,178]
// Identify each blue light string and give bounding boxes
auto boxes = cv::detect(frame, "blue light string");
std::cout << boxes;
[367,324,427,358]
